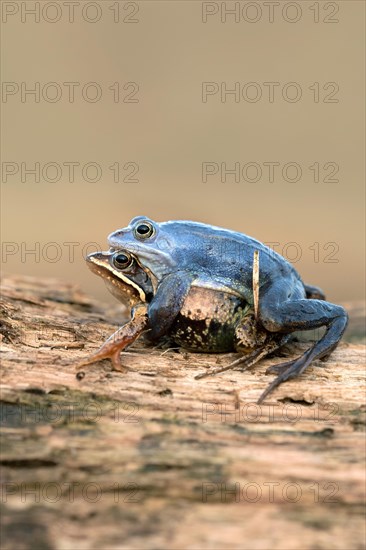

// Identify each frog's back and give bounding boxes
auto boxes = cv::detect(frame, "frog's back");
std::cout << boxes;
[161,220,303,288]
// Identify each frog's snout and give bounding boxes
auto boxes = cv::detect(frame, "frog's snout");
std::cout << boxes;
[85,251,102,263]
[108,229,123,242]
[108,229,131,250]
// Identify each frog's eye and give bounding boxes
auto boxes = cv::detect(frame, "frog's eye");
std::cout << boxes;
[112,252,133,270]
[134,222,154,239]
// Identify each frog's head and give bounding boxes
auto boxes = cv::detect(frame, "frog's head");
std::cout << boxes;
[86,249,154,306]
[108,216,178,278]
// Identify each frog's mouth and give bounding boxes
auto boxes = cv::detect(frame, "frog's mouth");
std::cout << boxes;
[86,252,148,303]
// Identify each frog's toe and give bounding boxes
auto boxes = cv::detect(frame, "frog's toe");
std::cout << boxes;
[265,358,297,375]
[72,344,123,372]
[73,354,103,371]
[110,351,128,373]
[258,350,313,403]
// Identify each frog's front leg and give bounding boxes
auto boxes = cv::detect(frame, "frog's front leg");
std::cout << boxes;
[74,303,149,373]
[147,271,195,341]
[257,278,348,402]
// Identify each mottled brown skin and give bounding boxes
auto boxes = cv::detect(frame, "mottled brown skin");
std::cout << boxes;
[171,286,267,353]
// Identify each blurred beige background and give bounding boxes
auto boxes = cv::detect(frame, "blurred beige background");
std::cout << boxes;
[1,1,365,303]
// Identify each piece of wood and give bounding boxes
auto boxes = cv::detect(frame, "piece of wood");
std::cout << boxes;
[1,274,365,550]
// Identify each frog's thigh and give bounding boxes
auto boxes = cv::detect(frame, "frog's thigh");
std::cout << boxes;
[254,280,348,403]
[304,283,326,300]
[148,272,194,340]
[258,279,348,360]
[259,279,345,330]
[259,279,347,332]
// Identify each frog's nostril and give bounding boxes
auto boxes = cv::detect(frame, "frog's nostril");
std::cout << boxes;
[110,230,124,241]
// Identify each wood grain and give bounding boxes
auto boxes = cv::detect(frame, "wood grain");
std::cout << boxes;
[1,275,365,550]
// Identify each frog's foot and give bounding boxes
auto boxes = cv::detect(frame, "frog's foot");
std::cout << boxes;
[257,342,340,403]
[265,358,299,375]
[194,349,262,380]
[74,343,128,374]
[195,335,288,380]
[73,304,149,376]
[264,351,331,375]
[234,335,290,372]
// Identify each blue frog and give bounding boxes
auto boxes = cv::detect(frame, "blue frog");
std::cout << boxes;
[103,216,348,402]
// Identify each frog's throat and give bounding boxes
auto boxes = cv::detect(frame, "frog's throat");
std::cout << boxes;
[88,257,147,302]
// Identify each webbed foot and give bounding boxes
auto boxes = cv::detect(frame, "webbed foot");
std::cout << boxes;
[258,348,314,403]
[195,335,289,380]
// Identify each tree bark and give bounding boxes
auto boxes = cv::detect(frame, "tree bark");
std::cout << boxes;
[1,274,365,550]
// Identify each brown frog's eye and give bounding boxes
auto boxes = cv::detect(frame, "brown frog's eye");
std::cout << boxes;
[134,222,154,239]
[112,252,133,270]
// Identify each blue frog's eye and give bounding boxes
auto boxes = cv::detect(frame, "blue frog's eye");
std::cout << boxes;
[134,222,154,239]
[112,252,133,269]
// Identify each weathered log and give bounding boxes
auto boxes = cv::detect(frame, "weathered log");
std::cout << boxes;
[1,274,365,550]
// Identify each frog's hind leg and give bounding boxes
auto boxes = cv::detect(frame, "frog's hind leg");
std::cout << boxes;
[257,280,348,402]
[195,334,289,380]
[257,348,314,404]
[304,283,326,300]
